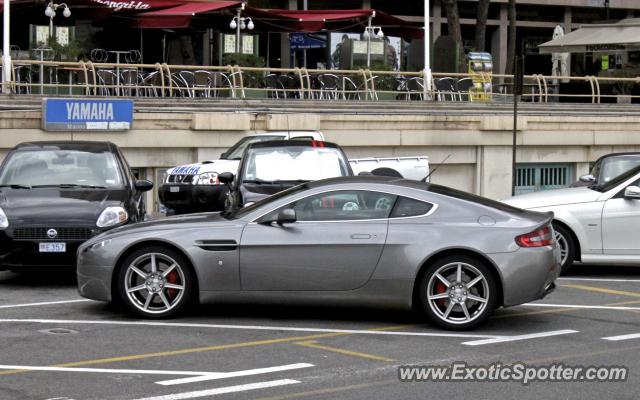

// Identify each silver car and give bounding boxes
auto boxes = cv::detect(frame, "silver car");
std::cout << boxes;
[504,165,640,273]
[77,176,560,330]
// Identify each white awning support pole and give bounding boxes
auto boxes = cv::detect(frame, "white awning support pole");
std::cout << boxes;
[2,0,12,94]
[423,0,432,100]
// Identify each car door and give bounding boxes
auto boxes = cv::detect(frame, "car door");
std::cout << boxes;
[239,190,396,291]
[602,178,640,256]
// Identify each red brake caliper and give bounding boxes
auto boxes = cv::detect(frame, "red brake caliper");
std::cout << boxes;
[435,282,447,307]
[166,271,179,300]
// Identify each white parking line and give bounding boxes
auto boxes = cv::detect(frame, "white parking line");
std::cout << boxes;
[0,299,91,309]
[0,365,220,376]
[131,379,300,400]
[461,330,579,346]
[559,277,640,283]
[522,303,640,311]
[0,363,313,386]
[0,318,498,339]
[155,363,314,386]
[602,333,640,342]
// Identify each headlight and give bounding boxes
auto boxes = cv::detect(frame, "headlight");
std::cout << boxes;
[0,208,7,229]
[195,172,219,185]
[97,207,128,228]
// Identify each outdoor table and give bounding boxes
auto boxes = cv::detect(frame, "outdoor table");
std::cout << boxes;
[31,48,54,94]
[108,50,130,94]
[56,66,85,95]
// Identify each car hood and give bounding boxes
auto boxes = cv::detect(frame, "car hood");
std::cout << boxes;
[0,188,128,225]
[97,212,236,239]
[167,159,240,176]
[502,186,601,210]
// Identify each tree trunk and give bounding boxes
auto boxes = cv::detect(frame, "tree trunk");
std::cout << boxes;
[474,0,491,52]
[505,0,517,76]
[442,0,464,72]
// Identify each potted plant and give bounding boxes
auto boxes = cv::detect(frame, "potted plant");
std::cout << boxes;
[599,68,639,104]
[222,53,266,98]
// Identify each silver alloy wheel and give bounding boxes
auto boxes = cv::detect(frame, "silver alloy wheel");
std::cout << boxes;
[426,262,490,325]
[554,230,569,267]
[124,253,186,315]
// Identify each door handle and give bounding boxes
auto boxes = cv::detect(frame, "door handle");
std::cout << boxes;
[350,234,372,239]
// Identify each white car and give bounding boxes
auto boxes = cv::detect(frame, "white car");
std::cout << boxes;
[503,166,640,273]
[159,131,429,214]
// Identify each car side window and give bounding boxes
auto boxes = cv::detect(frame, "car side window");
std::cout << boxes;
[265,190,397,222]
[390,196,434,218]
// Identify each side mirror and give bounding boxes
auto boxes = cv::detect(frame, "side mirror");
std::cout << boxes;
[276,208,297,225]
[624,186,640,200]
[218,172,234,185]
[134,180,153,192]
[220,152,227,159]
[579,174,596,183]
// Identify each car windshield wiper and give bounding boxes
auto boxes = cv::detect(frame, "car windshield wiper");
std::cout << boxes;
[31,184,108,189]
[0,184,31,189]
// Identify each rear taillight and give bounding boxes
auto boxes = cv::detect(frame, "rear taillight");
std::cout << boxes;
[516,226,554,247]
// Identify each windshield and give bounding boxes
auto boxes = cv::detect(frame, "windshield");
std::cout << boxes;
[592,164,640,193]
[0,149,124,189]
[242,146,350,182]
[222,183,310,220]
[224,136,284,160]
[599,156,640,183]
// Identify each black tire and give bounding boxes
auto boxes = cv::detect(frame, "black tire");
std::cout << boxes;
[117,246,194,319]
[553,223,576,275]
[371,167,403,178]
[418,255,498,330]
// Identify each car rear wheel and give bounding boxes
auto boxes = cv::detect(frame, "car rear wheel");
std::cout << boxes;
[553,223,575,274]
[117,247,194,318]
[419,256,497,330]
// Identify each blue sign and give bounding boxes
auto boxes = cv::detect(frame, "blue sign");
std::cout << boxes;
[42,98,133,131]
[290,33,326,50]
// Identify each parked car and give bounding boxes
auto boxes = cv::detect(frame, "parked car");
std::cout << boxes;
[503,165,640,273]
[571,152,640,187]
[78,176,559,330]
[221,140,353,209]
[159,131,429,214]
[0,141,153,270]
[158,131,325,214]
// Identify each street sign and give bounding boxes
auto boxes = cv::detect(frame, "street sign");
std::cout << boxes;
[42,98,133,131]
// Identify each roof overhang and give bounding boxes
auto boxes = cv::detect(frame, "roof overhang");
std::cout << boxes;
[539,18,640,54]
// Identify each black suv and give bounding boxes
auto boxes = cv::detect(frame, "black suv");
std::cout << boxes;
[0,141,153,269]
[219,140,353,210]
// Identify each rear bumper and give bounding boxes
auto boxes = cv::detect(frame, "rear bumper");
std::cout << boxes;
[159,184,227,213]
[490,244,561,307]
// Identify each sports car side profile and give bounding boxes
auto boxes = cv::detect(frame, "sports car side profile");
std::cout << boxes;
[77,176,560,330]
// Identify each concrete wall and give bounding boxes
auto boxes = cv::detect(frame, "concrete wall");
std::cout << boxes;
[2,109,640,211]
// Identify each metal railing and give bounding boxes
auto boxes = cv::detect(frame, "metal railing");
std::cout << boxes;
[2,59,640,104]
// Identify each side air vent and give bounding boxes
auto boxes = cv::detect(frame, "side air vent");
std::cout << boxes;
[195,240,238,251]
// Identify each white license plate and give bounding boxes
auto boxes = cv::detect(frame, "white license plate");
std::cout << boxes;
[39,243,66,253]
[170,186,180,193]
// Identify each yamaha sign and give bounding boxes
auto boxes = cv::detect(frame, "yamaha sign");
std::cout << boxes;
[42,98,134,131]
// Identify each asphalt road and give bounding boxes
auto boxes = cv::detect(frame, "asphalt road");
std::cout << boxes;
[0,265,639,400]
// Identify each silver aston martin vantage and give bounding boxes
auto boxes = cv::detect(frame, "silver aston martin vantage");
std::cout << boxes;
[77,176,560,330]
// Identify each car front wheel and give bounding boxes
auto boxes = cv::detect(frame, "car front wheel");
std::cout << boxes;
[117,247,194,318]
[419,256,498,330]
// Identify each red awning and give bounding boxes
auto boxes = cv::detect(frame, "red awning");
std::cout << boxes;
[132,0,239,28]
[142,0,239,16]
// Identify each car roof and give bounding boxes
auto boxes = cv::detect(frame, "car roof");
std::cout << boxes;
[13,141,117,153]
[246,140,340,150]
[595,152,640,161]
